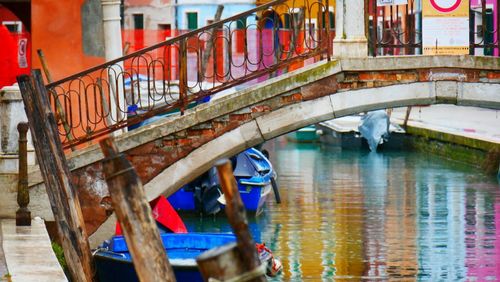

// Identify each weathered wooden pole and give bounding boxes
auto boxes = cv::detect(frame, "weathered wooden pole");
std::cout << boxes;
[37,49,75,148]
[16,122,30,226]
[197,159,266,281]
[200,5,224,78]
[403,106,412,129]
[16,70,94,282]
[179,39,188,115]
[100,137,176,282]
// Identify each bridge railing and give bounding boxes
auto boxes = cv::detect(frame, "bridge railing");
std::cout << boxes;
[47,0,334,149]
[368,0,499,56]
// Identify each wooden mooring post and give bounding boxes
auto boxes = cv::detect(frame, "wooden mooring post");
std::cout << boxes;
[16,70,94,281]
[16,122,30,226]
[100,137,176,282]
[197,159,267,282]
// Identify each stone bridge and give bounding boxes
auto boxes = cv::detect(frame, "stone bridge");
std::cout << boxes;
[13,55,498,242]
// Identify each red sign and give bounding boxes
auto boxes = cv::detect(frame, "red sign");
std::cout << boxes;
[430,0,462,13]
[18,38,28,68]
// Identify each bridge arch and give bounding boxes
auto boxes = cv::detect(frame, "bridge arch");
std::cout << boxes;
[144,79,499,201]
[24,55,500,241]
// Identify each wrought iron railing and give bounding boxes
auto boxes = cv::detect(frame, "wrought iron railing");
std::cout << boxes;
[368,0,499,57]
[368,0,422,56]
[47,0,334,149]
[470,0,500,56]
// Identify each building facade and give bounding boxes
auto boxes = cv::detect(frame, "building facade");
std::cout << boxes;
[123,0,175,30]
[0,0,106,85]
[176,0,256,30]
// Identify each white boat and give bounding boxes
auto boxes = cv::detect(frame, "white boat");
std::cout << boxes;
[316,111,406,151]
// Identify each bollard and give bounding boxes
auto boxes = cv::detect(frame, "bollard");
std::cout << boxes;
[16,122,30,226]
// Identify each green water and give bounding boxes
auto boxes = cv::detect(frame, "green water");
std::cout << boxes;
[183,137,500,281]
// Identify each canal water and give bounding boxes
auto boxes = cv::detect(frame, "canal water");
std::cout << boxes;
[183,137,500,281]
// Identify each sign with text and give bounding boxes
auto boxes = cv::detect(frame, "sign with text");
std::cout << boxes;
[377,0,408,6]
[423,0,469,54]
[17,38,28,68]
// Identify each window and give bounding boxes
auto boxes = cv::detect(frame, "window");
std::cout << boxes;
[133,14,144,29]
[187,12,198,30]
[283,14,291,29]
[236,17,247,29]
[2,21,22,33]
[120,0,124,27]
[158,24,171,30]
[322,11,335,29]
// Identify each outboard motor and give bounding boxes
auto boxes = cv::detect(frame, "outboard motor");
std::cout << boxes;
[194,168,222,215]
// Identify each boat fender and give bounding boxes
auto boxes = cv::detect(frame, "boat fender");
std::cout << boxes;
[256,243,283,277]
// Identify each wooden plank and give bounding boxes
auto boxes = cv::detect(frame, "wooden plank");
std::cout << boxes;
[16,70,94,282]
[99,137,176,282]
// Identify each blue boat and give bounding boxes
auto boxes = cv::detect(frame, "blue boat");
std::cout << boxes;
[94,233,236,282]
[168,148,276,215]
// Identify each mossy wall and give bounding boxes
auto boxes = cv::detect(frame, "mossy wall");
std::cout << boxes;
[404,126,500,176]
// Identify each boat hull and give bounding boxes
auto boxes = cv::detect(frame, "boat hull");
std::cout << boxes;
[94,233,236,282]
[285,125,318,143]
[168,182,272,215]
[168,148,275,215]
[233,182,272,215]
[316,118,409,151]
[94,253,202,282]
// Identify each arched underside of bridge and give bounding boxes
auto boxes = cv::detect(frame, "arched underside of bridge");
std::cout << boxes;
[25,55,500,242]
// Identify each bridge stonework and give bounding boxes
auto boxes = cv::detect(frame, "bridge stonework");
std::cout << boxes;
[22,55,500,239]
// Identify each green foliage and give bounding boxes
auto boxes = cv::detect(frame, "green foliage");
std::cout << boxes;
[1,273,12,282]
[51,242,67,271]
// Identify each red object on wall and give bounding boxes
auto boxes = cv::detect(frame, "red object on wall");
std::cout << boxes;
[0,25,18,88]
[0,4,31,89]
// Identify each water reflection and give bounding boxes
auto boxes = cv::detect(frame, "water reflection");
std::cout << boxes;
[185,137,500,281]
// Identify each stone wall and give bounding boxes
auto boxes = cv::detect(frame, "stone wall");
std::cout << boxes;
[0,85,35,173]
[0,85,38,220]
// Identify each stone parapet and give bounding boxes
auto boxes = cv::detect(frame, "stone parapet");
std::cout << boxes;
[0,85,35,173]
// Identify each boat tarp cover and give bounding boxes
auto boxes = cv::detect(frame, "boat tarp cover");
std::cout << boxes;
[358,110,390,152]
[233,152,256,177]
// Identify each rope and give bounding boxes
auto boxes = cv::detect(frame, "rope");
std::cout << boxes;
[105,166,136,180]
[208,263,267,282]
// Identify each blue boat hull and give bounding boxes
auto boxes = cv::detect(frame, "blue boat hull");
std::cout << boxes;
[94,252,202,282]
[168,182,272,214]
[94,233,236,282]
[168,148,275,215]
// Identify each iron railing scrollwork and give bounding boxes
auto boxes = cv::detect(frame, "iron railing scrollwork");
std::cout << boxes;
[368,0,422,56]
[47,0,334,149]
[368,0,500,57]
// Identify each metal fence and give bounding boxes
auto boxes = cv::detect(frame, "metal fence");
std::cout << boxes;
[368,0,499,56]
[47,0,334,149]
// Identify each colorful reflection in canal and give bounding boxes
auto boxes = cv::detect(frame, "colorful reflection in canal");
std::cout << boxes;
[183,137,500,281]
